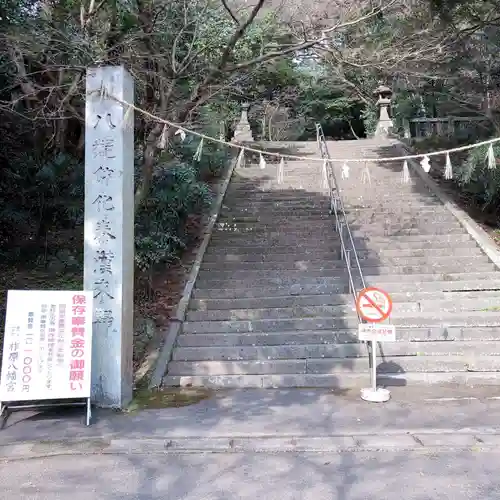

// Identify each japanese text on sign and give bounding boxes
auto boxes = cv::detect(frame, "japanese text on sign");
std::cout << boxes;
[358,323,396,342]
[0,290,93,402]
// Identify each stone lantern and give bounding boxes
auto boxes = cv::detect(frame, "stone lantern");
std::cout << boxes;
[373,85,394,137]
[231,102,254,142]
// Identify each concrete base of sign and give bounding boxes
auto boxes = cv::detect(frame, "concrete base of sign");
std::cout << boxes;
[360,387,391,403]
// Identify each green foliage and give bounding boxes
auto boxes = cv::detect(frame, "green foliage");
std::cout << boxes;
[0,151,84,256]
[135,162,213,272]
[361,105,378,137]
[454,142,500,210]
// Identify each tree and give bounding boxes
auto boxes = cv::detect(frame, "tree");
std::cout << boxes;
[0,0,395,210]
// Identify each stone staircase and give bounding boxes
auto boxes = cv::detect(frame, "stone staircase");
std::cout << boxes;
[163,138,500,388]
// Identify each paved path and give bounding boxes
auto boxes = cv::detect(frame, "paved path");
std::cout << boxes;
[2,386,500,498]
[2,451,500,499]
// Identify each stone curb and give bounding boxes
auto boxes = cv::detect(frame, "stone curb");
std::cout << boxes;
[394,141,500,270]
[146,155,239,389]
[3,430,500,460]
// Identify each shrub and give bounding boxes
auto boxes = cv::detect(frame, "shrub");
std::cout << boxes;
[454,141,500,211]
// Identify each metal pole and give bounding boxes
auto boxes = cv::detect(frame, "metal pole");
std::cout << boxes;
[86,398,92,426]
[371,341,377,391]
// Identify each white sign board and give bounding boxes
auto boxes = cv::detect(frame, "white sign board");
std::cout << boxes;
[358,323,396,342]
[0,290,93,403]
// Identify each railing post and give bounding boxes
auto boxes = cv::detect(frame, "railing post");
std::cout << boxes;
[339,221,344,260]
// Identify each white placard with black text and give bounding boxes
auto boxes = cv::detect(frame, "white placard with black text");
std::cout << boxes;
[358,323,396,342]
[0,290,93,403]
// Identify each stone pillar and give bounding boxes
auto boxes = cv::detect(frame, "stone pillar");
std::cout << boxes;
[374,85,394,137]
[232,103,254,142]
[402,118,411,139]
[84,66,134,408]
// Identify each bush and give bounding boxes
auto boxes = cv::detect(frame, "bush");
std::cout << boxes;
[0,138,229,273]
[454,141,500,211]
[135,162,213,271]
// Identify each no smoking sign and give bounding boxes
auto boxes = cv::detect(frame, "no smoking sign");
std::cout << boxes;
[356,287,392,323]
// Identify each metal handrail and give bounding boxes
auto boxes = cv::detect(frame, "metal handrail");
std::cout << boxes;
[315,124,366,321]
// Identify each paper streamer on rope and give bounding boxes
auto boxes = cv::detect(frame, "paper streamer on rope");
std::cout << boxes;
[402,160,410,184]
[421,155,431,173]
[236,148,245,168]
[122,104,133,130]
[102,93,500,167]
[259,153,266,170]
[444,152,453,180]
[361,163,371,185]
[175,128,187,142]
[277,157,285,184]
[341,163,350,180]
[158,124,168,150]
[322,159,329,189]
[487,144,496,170]
[193,138,204,161]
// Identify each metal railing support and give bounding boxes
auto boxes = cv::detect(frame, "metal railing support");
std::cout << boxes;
[315,123,389,403]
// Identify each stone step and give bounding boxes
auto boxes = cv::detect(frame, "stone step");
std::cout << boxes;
[163,372,500,388]
[204,243,342,255]
[209,230,467,246]
[208,236,339,246]
[186,296,500,322]
[357,246,482,258]
[221,207,331,216]
[200,254,489,272]
[352,226,466,236]
[195,269,498,289]
[189,290,500,311]
[345,201,445,209]
[345,207,452,215]
[346,214,458,225]
[177,327,500,347]
[218,212,456,224]
[167,359,358,376]
[213,221,337,232]
[219,214,334,223]
[166,355,500,377]
[354,240,479,252]
[222,196,330,204]
[226,184,326,192]
[182,311,500,334]
[204,244,484,259]
[196,268,347,283]
[310,355,500,374]
[203,250,342,263]
[354,233,473,244]
[200,259,343,272]
[211,227,337,237]
[202,246,482,264]
[162,373,368,388]
[214,220,464,233]
[221,207,443,217]
[172,341,500,362]
[192,279,500,300]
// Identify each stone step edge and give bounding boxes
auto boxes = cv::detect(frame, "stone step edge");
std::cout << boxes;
[189,292,500,308]
[176,327,500,345]
[7,432,500,458]
[163,372,500,388]
[171,341,500,361]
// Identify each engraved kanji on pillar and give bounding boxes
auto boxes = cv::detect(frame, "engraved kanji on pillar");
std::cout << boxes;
[84,66,134,408]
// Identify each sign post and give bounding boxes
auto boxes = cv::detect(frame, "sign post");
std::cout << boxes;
[356,287,395,403]
[0,290,93,426]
